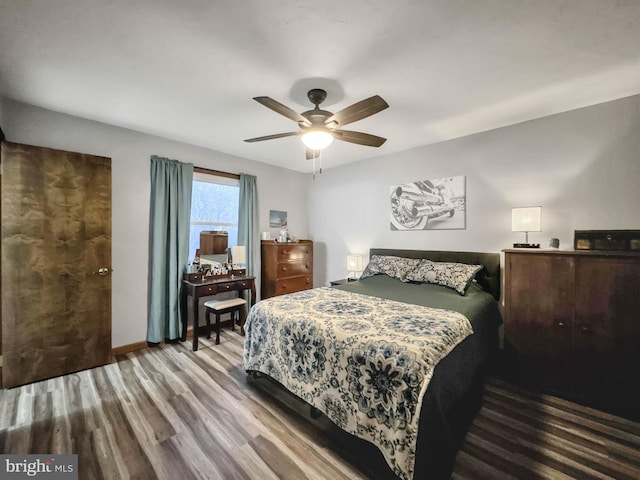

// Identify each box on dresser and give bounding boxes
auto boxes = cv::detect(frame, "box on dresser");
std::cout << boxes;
[261,239,313,299]
[574,229,640,251]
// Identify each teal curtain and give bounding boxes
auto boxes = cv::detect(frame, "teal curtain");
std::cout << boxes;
[238,173,258,285]
[147,155,193,343]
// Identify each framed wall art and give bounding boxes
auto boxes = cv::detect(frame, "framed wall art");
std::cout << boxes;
[269,210,287,228]
[390,175,466,230]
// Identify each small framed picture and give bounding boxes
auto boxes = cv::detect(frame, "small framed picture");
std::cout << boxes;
[269,210,287,228]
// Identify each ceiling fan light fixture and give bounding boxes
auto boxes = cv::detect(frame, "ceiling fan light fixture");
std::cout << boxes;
[301,130,334,150]
[245,89,389,159]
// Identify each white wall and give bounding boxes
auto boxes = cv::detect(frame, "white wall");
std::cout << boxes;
[5,94,640,345]
[309,94,640,286]
[1,98,310,348]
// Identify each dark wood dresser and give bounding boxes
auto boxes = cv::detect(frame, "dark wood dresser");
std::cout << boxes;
[503,248,640,420]
[261,240,313,299]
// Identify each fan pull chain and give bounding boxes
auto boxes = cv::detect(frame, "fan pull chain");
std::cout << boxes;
[311,150,323,180]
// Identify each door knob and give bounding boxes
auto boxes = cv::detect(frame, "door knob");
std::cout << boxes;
[93,267,112,276]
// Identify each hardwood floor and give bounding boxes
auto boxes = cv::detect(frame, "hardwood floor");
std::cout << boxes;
[1,330,639,479]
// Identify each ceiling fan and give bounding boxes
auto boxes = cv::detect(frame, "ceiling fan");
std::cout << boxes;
[244,88,389,160]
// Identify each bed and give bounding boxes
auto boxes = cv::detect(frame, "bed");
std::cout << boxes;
[243,249,502,480]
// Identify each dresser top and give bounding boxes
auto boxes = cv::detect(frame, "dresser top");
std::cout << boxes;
[502,248,640,257]
[261,239,312,245]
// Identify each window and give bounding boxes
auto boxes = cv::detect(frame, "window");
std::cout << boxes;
[188,170,239,262]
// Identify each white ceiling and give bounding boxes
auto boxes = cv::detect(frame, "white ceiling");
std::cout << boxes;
[1,0,640,173]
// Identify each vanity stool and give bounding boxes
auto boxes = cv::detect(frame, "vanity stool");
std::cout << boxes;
[203,297,247,344]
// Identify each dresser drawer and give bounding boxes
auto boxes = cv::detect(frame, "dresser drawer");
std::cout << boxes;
[217,281,238,293]
[194,284,218,296]
[278,244,312,261]
[277,261,312,277]
[262,239,313,299]
[275,276,312,295]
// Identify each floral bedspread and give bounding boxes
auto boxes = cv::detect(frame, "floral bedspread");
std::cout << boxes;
[242,287,473,480]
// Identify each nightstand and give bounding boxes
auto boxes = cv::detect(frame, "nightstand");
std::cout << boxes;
[329,278,356,286]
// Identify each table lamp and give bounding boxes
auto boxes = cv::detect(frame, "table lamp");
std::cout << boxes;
[347,255,364,280]
[231,246,247,269]
[512,206,541,248]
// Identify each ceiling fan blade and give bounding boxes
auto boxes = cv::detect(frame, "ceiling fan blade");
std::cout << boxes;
[325,95,389,127]
[244,131,300,143]
[253,96,312,127]
[334,130,387,147]
[305,148,321,160]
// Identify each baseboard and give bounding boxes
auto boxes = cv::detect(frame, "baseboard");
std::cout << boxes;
[111,326,196,357]
[111,341,149,357]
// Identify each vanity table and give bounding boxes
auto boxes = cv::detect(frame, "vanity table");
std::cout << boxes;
[180,274,256,351]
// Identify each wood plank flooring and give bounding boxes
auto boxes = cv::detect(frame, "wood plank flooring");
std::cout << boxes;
[1,329,639,479]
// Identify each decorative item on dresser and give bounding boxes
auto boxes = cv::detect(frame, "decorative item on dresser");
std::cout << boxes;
[574,229,640,251]
[260,239,313,298]
[503,248,640,421]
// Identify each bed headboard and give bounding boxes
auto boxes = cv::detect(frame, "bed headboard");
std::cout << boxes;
[369,248,501,300]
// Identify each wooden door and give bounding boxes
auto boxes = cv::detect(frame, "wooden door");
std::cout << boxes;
[1,142,112,388]
[504,252,575,395]
[574,255,640,420]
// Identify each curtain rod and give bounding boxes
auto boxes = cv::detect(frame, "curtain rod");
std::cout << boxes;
[193,166,240,180]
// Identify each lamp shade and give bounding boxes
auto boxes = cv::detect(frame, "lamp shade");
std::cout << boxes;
[301,130,334,150]
[512,206,542,232]
[231,245,246,265]
[347,255,364,277]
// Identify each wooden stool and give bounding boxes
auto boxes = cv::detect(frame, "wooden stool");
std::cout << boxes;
[203,297,247,345]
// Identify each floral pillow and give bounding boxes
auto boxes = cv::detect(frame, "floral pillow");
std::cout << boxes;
[405,259,483,295]
[360,255,423,282]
